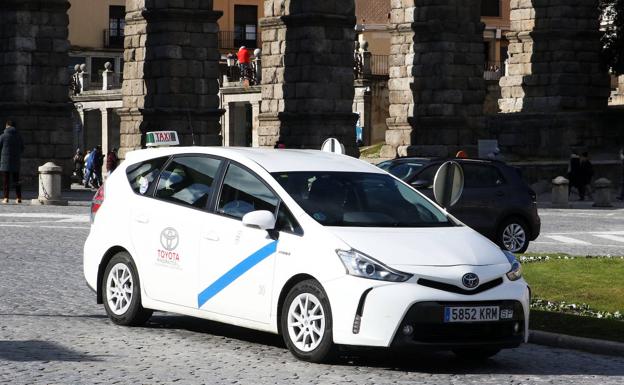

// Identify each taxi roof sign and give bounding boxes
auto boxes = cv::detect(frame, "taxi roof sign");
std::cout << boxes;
[146,131,180,147]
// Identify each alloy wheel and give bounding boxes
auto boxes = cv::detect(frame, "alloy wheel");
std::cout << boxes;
[502,223,527,253]
[287,293,326,352]
[106,263,134,315]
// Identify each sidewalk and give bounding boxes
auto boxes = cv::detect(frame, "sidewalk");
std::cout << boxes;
[11,184,95,206]
[536,191,624,209]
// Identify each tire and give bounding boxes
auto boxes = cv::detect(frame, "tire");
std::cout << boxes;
[453,347,501,360]
[280,280,335,363]
[497,218,530,253]
[102,252,152,326]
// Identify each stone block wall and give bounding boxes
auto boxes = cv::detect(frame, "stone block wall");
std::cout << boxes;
[383,0,485,157]
[499,0,611,113]
[258,0,359,156]
[0,0,73,186]
[119,0,224,158]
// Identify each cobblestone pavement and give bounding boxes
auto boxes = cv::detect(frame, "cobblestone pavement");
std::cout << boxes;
[1,204,624,384]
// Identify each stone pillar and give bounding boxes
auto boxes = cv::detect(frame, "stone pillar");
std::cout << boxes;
[31,162,68,206]
[383,0,485,158]
[102,62,115,90]
[258,1,359,156]
[79,64,90,92]
[100,108,109,156]
[551,176,570,208]
[0,0,73,186]
[499,0,610,113]
[119,0,224,158]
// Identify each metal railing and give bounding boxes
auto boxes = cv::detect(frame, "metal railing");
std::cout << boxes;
[103,29,124,49]
[218,31,260,50]
[371,55,389,76]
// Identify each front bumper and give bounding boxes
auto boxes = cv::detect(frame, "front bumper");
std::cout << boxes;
[390,300,525,350]
[323,275,530,349]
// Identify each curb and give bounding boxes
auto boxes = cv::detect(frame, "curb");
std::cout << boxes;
[529,330,624,357]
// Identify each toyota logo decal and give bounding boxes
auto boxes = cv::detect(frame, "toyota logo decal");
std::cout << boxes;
[160,227,179,251]
[462,273,479,289]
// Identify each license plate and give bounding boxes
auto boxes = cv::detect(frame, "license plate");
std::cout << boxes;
[444,306,500,323]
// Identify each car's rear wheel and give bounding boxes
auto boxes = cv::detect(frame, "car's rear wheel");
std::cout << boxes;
[102,252,152,326]
[280,280,335,363]
[498,218,530,253]
[453,347,501,360]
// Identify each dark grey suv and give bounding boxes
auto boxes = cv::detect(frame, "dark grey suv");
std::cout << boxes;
[378,158,541,253]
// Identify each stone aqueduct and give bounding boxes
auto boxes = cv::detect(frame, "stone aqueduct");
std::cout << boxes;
[0,0,621,183]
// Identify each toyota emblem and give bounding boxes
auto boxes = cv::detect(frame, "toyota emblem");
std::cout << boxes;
[462,273,479,289]
[160,227,179,251]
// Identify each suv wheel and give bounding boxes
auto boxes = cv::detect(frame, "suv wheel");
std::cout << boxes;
[102,252,153,326]
[498,218,530,253]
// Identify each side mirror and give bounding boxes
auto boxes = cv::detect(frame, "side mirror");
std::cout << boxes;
[433,161,465,209]
[242,210,276,231]
[411,179,430,189]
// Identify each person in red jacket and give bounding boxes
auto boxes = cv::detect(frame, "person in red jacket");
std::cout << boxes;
[237,46,251,81]
[106,148,119,177]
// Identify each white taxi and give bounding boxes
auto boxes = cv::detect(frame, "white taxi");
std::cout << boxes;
[84,144,529,363]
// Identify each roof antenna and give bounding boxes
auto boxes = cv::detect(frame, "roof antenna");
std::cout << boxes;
[186,101,196,146]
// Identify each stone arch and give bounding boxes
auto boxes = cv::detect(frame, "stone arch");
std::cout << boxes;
[258,0,359,155]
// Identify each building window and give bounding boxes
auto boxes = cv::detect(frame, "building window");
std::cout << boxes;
[481,0,500,17]
[107,6,125,48]
[234,5,258,48]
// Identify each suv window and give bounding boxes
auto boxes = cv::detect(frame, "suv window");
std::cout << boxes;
[414,164,440,188]
[463,164,505,188]
[126,157,169,195]
[155,156,222,209]
[218,164,279,220]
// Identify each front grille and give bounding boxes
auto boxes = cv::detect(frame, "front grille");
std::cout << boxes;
[391,300,525,348]
[417,277,503,295]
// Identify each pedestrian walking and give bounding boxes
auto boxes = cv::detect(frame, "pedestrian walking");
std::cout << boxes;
[578,151,594,201]
[567,152,581,198]
[0,120,24,204]
[73,148,84,181]
[84,146,104,188]
[106,148,119,177]
[617,148,624,201]
[237,46,251,83]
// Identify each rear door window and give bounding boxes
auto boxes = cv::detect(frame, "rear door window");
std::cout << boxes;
[126,157,169,195]
[155,156,222,209]
[462,164,506,188]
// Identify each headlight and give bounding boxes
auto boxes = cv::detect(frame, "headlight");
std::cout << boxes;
[503,251,523,281]
[336,249,412,282]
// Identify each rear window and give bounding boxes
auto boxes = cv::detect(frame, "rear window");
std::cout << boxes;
[126,157,169,195]
[463,164,506,188]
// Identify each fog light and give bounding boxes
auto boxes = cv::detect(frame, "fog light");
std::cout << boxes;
[513,322,520,333]
[402,325,414,336]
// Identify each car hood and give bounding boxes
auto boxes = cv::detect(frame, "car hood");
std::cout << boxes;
[328,226,508,267]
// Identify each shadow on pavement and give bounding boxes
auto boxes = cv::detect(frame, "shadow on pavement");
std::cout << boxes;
[0,340,101,362]
[143,314,624,376]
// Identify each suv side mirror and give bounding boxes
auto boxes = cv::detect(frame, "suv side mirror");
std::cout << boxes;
[242,210,276,231]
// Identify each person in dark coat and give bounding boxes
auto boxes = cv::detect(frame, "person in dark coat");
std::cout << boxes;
[106,148,119,176]
[578,151,594,201]
[0,120,25,204]
[567,152,580,198]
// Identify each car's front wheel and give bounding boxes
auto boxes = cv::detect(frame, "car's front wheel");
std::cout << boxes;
[280,280,335,363]
[498,218,530,253]
[102,252,152,326]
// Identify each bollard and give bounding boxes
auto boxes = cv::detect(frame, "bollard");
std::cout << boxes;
[551,176,570,208]
[593,178,613,207]
[31,162,68,206]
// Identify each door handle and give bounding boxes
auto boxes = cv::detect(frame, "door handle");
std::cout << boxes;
[203,231,220,241]
[134,213,150,224]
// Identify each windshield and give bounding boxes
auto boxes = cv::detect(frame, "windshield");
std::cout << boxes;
[272,172,453,228]
[377,160,427,181]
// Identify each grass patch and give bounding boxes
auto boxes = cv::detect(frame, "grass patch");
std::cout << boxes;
[522,258,624,313]
[530,310,624,343]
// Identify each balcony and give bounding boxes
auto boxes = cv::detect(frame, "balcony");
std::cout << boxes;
[218,31,260,51]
